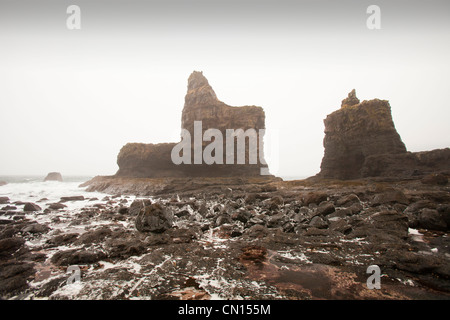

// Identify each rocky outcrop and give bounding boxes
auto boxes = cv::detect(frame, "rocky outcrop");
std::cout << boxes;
[44,172,63,182]
[361,148,450,178]
[115,71,268,178]
[319,90,450,179]
[0,181,7,187]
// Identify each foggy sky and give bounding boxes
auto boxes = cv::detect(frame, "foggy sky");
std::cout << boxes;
[1,0,449,178]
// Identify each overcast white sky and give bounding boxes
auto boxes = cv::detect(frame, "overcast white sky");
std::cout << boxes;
[0,0,449,178]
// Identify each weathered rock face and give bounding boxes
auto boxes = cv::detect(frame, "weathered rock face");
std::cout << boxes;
[319,90,450,179]
[44,172,63,182]
[361,148,450,178]
[319,91,407,179]
[115,71,268,178]
[116,143,182,178]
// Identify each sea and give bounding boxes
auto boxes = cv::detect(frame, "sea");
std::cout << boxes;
[0,175,113,209]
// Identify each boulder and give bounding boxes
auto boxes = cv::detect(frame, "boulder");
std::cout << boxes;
[48,203,67,210]
[417,208,447,231]
[23,203,42,212]
[50,249,107,266]
[303,192,328,206]
[0,197,9,205]
[0,237,25,257]
[135,202,173,233]
[44,172,63,182]
[371,189,409,206]
[0,181,7,186]
[60,196,85,202]
[421,173,448,185]
[316,202,335,216]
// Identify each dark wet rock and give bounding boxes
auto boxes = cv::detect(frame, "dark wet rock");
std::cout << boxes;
[328,208,353,219]
[348,203,363,215]
[0,197,9,205]
[231,208,252,223]
[35,276,66,297]
[46,233,79,247]
[316,202,335,216]
[421,173,448,185]
[267,213,286,228]
[306,252,343,266]
[48,203,67,210]
[0,237,25,258]
[135,202,173,233]
[60,196,85,202]
[175,209,190,218]
[22,223,50,234]
[245,224,269,238]
[417,208,447,231]
[303,192,328,206]
[371,189,409,206]
[51,249,107,266]
[329,219,352,235]
[129,199,152,216]
[336,194,360,207]
[264,195,284,210]
[309,216,328,229]
[0,261,35,296]
[105,237,147,259]
[23,203,42,212]
[215,214,232,227]
[74,227,112,245]
[117,206,129,214]
[1,205,17,211]
[352,210,409,240]
[437,204,450,227]
[44,172,63,182]
[404,200,437,214]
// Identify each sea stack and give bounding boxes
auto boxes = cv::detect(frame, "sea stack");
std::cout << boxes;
[44,172,63,182]
[319,90,407,179]
[319,90,450,179]
[116,71,268,178]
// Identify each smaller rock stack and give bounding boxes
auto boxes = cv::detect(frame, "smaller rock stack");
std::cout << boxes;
[319,90,450,180]
[44,172,63,182]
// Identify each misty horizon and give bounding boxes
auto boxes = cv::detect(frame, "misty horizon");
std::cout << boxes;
[1,0,449,177]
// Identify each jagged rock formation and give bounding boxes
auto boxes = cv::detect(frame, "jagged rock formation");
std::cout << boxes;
[319,90,450,179]
[116,71,268,178]
[44,172,63,182]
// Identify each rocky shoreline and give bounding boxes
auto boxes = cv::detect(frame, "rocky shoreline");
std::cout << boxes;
[1,175,449,300]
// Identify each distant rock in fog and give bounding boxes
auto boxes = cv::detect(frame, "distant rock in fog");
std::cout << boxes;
[44,172,63,182]
[0,181,7,186]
